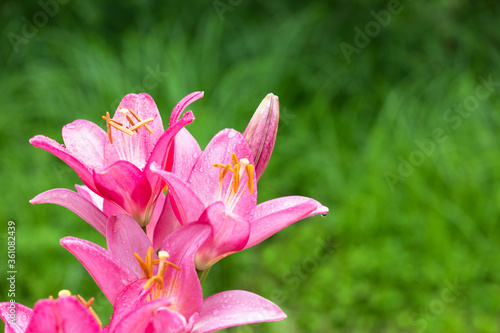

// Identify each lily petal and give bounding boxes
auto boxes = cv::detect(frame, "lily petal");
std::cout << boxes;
[161,223,212,319]
[93,161,152,225]
[192,290,286,333]
[153,308,193,333]
[25,297,100,333]
[109,93,164,169]
[245,196,329,249]
[106,215,155,277]
[169,91,204,126]
[151,194,182,251]
[108,279,155,331]
[75,185,124,217]
[109,298,172,333]
[151,165,205,226]
[62,119,112,168]
[30,188,107,235]
[172,128,202,182]
[29,135,95,190]
[0,302,32,333]
[144,111,195,200]
[196,202,250,270]
[60,237,137,304]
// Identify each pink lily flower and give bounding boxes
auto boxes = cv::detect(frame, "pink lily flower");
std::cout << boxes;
[60,216,286,332]
[0,292,102,333]
[30,92,203,227]
[152,128,329,270]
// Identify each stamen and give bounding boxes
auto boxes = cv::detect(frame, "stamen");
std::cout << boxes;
[144,275,163,290]
[231,153,240,167]
[129,108,153,133]
[102,112,113,144]
[128,117,154,132]
[76,295,102,328]
[109,121,136,136]
[246,164,255,194]
[133,252,149,279]
[232,164,240,193]
[126,114,136,127]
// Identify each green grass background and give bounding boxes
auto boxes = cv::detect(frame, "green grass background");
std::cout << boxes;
[1,1,500,332]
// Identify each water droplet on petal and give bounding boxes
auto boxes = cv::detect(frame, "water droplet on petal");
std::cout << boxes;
[227,131,236,139]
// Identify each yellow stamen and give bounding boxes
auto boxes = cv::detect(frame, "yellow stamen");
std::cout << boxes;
[129,108,153,133]
[133,247,181,300]
[246,164,255,194]
[109,121,136,136]
[126,114,136,127]
[231,153,240,167]
[76,295,102,328]
[232,164,240,193]
[144,275,164,290]
[128,117,154,132]
[102,112,113,144]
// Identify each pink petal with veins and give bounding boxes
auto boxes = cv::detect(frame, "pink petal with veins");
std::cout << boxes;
[193,290,286,333]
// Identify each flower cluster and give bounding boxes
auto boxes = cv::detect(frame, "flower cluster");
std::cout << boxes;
[1,92,328,332]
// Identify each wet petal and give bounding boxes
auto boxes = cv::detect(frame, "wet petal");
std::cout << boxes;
[193,290,286,333]
[93,161,152,225]
[151,164,205,226]
[161,223,212,319]
[144,111,195,201]
[172,128,202,182]
[110,93,164,168]
[30,188,107,235]
[110,298,172,333]
[0,302,32,333]
[60,237,137,304]
[30,135,95,190]
[245,196,329,249]
[62,119,112,168]
[106,215,155,276]
[195,202,250,270]
[169,91,204,126]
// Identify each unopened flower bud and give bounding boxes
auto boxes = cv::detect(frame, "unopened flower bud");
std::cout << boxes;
[243,93,279,180]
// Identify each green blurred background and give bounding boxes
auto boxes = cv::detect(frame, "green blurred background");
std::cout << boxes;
[1,0,500,332]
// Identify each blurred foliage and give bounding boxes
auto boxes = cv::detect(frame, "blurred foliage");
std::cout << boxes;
[1,0,500,332]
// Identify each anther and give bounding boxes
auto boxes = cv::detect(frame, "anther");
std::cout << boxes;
[128,118,154,132]
[129,108,153,133]
[231,153,240,167]
[232,164,240,193]
[246,164,255,194]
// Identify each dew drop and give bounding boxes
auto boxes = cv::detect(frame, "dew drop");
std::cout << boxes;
[227,131,236,139]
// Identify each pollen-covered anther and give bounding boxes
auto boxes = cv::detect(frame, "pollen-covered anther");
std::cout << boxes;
[232,164,240,193]
[246,164,255,194]
[129,108,153,133]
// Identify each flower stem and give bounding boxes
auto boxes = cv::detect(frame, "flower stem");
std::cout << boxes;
[198,267,212,285]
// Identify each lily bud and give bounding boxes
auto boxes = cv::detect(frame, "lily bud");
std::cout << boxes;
[243,93,279,181]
